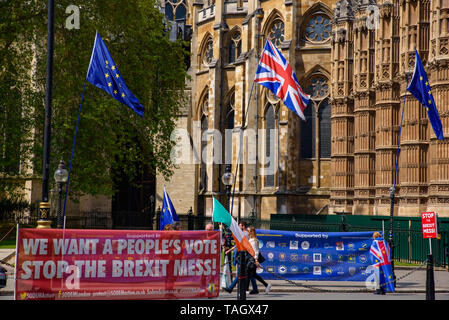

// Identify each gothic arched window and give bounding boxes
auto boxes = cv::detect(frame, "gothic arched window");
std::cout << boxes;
[200,95,209,192]
[318,99,331,158]
[228,31,242,64]
[264,104,276,187]
[222,92,235,166]
[203,37,213,65]
[165,0,187,21]
[225,93,235,130]
[269,20,285,48]
[304,14,331,42]
[301,105,316,158]
[301,75,330,158]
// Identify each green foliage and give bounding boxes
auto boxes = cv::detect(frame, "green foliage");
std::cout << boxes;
[0,198,31,218]
[0,1,46,200]
[0,0,189,201]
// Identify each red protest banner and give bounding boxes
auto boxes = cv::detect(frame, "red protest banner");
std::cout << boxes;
[421,211,438,239]
[15,228,220,300]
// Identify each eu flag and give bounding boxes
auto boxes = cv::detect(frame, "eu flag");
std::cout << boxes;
[160,187,179,230]
[86,32,144,117]
[406,48,444,140]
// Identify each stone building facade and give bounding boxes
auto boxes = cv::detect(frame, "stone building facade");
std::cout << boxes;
[157,0,449,221]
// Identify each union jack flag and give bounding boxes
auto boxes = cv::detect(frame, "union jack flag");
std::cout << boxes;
[254,39,310,120]
[370,238,391,267]
[370,237,395,292]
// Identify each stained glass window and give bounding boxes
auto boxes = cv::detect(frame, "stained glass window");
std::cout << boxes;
[305,14,331,42]
[269,20,284,48]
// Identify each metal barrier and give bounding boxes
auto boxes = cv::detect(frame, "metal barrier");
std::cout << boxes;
[2,209,448,268]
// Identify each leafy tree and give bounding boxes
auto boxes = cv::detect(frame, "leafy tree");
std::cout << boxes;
[0,0,189,206]
[0,1,46,202]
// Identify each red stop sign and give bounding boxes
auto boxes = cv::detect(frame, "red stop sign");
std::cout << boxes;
[421,211,437,239]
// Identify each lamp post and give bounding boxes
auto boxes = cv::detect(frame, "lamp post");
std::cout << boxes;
[222,164,246,300]
[54,159,68,229]
[388,186,397,286]
[222,164,234,210]
[38,0,55,229]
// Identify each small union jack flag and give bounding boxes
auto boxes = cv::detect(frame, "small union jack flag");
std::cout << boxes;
[254,39,310,120]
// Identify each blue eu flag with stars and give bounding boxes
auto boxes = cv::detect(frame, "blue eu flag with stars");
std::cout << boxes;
[86,32,144,117]
[160,187,179,230]
[406,48,444,140]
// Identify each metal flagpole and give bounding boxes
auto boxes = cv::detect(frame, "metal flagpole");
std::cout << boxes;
[231,52,260,302]
[62,79,88,227]
[61,32,98,228]
[232,85,255,302]
[230,77,257,220]
[389,70,410,286]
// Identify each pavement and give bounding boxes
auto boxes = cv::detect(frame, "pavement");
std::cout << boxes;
[2,248,449,297]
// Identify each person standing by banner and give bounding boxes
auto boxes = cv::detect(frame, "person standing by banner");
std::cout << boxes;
[223,221,251,294]
[223,246,239,293]
[247,226,271,294]
[370,232,395,294]
[221,228,234,288]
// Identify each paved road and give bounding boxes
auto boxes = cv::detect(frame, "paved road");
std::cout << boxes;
[3,291,449,302]
[2,290,449,300]
[216,290,449,300]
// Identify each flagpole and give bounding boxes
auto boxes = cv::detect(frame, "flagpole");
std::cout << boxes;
[62,78,88,226]
[242,81,256,130]
[230,76,257,220]
[389,69,410,285]
[230,52,260,302]
[232,42,264,219]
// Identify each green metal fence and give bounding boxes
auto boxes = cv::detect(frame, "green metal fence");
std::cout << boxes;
[3,209,448,268]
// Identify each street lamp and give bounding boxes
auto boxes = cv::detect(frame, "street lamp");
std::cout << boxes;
[221,164,235,247]
[222,164,235,202]
[222,164,246,300]
[54,159,68,228]
[38,0,55,229]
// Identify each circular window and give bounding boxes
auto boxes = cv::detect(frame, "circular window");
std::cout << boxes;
[269,20,285,48]
[305,14,331,43]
